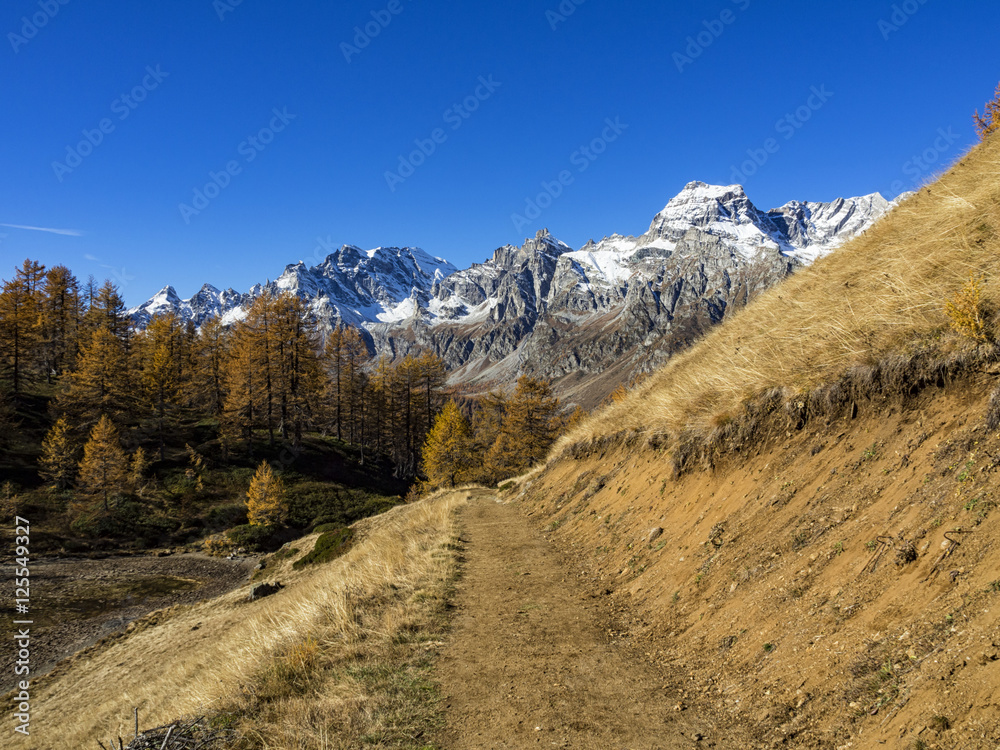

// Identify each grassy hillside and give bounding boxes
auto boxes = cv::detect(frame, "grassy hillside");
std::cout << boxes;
[513,133,1000,748]
[12,489,472,750]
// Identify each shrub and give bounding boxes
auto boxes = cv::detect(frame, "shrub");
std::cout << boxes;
[293,527,354,570]
[287,483,398,530]
[204,536,233,556]
[226,523,285,552]
[207,504,248,530]
[945,273,992,344]
[974,81,1000,140]
[312,523,342,534]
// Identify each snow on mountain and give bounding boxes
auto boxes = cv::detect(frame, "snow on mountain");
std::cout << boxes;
[644,182,786,257]
[128,246,457,330]
[510,183,894,298]
[767,192,893,262]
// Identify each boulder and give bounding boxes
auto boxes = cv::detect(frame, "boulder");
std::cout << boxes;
[249,582,284,601]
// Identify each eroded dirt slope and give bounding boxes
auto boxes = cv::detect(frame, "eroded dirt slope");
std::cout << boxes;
[515,377,1000,750]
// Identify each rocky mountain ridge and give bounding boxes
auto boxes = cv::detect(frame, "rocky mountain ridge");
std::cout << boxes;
[129,183,896,405]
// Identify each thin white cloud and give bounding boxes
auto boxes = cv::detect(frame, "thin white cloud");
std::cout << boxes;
[84,254,100,261]
[0,223,83,237]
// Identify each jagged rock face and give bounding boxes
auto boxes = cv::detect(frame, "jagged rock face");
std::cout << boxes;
[129,185,896,406]
[373,228,799,402]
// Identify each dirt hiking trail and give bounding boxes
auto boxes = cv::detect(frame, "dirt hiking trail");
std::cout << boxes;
[436,492,720,749]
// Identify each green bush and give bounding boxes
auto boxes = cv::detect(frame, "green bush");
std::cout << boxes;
[293,527,354,570]
[286,481,398,529]
[207,504,248,529]
[312,523,343,534]
[226,524,285,552]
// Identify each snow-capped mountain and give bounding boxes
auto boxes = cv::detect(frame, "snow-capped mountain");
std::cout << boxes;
[129,183,895,405]
[128,246,457,329]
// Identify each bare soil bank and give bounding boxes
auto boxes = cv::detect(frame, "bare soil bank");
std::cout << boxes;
[517,379,1000,749]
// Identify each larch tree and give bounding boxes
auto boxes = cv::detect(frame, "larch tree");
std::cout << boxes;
[243,293,278,446]
[191,316,230,416]
[367,355,395,455]
[58,326,132,430]
[39,416,77,491]
[471,390,507,477]
[341,326,370,444]
[486,376,562,481]
[421,400,473,488]
[221,332,261,456]
[415,350,447,436]
[246,460,286,526]
[0,259,46,396]
[323,326,347,440]
[271,293,321,446]
[136,312,185,459]
[77,415,130,512]
[91,280,128,338]
[39,265,82,383]
[323,324,370,443]
[129,447,149,497]
[0,386,14,449]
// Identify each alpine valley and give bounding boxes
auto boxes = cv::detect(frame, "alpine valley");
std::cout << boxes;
[130,182,898,406]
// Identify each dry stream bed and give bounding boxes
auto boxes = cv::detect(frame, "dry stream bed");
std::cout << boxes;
[0,551,257,693]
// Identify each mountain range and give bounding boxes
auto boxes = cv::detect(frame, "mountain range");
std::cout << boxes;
[129,182,897,406]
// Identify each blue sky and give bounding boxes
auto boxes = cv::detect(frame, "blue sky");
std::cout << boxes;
[2,0,999,306]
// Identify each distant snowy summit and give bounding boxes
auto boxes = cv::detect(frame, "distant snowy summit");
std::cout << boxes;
[643,181,891,263]
[129,246,457,329]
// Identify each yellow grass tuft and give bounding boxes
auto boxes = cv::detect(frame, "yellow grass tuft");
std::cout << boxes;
[17,489,469,750]
[560,134,1000,450]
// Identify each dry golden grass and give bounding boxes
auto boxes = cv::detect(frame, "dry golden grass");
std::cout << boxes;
[19,489,469,750]
[563,134,1000,449]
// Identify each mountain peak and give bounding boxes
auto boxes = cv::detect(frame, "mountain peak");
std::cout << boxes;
[525,228,572,254]
[152,285,181,305]
[647,181,769,247]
